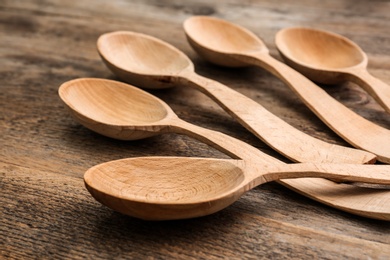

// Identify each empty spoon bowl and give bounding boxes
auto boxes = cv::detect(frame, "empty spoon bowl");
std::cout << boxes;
[276,27,390,113]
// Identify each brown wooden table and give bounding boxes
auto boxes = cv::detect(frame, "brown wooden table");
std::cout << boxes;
[2,0,390,258]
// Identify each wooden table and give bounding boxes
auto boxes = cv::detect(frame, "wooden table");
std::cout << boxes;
[2,0,390,258]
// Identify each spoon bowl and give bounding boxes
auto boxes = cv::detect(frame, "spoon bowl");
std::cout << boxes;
[276,27,390,112]
[59,78,173,140]
[184,16,268,67]
[275,27,367,84]
[98,31,194,89]
[84,157,246,220]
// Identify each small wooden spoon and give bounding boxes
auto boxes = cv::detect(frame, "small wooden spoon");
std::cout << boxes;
[275,27,390,113]
[58,78,390,220]
[96,30,374,164]
[183,16,390,163]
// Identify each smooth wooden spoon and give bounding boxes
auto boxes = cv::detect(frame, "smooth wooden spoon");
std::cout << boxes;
[183,16,390,163]
[275,27,390,113]
[85,157,390,220]
[59,78,390,220]
[96,30,375,165]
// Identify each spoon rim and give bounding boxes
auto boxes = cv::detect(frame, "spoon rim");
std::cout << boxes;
[275,26,368,72]
[97,30,195,76]
[84,156,248,205]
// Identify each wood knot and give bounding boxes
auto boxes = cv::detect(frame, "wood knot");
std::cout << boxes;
[332,83,370,106]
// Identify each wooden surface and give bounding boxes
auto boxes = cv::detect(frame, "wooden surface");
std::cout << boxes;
[1,0,390,259]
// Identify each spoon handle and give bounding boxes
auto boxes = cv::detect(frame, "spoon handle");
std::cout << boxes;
[169,116,279,166]
[346,68,390,114]
[178,71,375,164]
[242,53,390,163]
[260,163,390,185]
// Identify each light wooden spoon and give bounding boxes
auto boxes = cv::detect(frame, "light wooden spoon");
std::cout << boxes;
[183,16,390,163]
[58,78,390,220]
[275,27,390,113]
[96,30,375,165]
[85,156,390,220]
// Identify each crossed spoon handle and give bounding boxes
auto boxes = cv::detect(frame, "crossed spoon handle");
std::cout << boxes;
[178,70,375,164]
[234,53,390,163]
[183,16,390,163]
[172,117,390,185]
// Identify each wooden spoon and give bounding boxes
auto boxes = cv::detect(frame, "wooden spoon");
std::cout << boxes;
[183,16,390,164]
[275,27,390,113]
[85,157,390,220]
[59,78,390,220]
[96,30,375,164]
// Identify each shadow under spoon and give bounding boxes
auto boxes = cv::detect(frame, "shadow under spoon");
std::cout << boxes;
[59,78,390,220]
[183,16,390,164]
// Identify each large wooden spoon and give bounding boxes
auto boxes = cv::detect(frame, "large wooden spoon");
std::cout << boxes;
[85,157,390,220]
[59,78,390,220]
[275,27,390,113]
[96,30,374,164]
[183,16,390,163]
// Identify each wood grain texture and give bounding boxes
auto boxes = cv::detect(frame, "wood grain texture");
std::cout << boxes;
[1,0,390,259]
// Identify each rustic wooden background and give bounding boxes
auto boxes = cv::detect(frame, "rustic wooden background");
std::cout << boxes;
[1,0,390,259]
